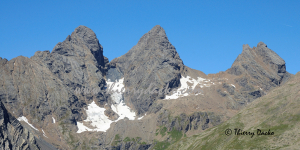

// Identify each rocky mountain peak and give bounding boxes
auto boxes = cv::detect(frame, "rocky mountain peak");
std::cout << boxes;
[109,25,184,114]
[70,25,102,53]
[255,41,285,66]
[228,42,290,93]
[50,25,105,68]
[257,41,267,47]
[231,42,286,70]
[1,25,295,150]
[138,25,166,41]
[134,25,173,52]
[242,44,251,50]
[0,57,8,66]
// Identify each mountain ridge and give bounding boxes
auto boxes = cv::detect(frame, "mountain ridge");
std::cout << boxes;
[0,25,293,149]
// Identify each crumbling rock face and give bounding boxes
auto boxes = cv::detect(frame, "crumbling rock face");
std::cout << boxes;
[156,110,222,133]
[104,109,120,121]
[106,142,152,150]
[109,25,185,115]
[227,42,291,103]
[0,56,75,127]
[0,101,56,150]
[0,25,294,150]
[29,25,110,123]
[228,42,290,89]
[0,26,111,149]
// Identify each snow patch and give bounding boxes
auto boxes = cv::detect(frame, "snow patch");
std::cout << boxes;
[77,78,136,133]
[76,122,92,133]
[137,116,144,120]
[137,113,147,120]
[108,78,136,121]
[17,116,38,131]
[111,101,136,121]
[76,101,113,133]
[165,76,207,100]
[42,129,48,138]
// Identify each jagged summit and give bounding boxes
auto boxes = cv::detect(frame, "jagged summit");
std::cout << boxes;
[256,42,285,65]
[0,26,295,149]
[239,42,285,66]
[136,25,168,45]
[70,25,102,52]
[125,25,175,55]
[109,25,184,114]
[50,25,105,67]
[228,41,290,91]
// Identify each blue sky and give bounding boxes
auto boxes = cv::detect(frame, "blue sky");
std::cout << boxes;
[1,1,299,74]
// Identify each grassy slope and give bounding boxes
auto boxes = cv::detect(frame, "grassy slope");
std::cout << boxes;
[168,73,300,150]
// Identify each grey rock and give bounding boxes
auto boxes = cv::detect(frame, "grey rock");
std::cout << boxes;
[0,25,294,150]
[109,25,184,115]
[0,56,72,126]
[217,89,227,97]
[222,83,235,95]
[229,42,290,86]
[30,25,110,124]
[0,57,8,66]
[106,67,123,82]
[105,109,120,121]
[148,103,163,114]
[0,101,56,150]
[106,141,151,150]
[0,25,110,149]
[156,110,222,133]
[227,42,291,102]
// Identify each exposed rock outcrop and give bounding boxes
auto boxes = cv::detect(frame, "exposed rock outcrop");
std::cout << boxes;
[0,101,56,150]
[228,42,290,89]
[156,110,222,133]
[109,25,185,115]
[226,42,291,103]
[30,25,110,124]
[0,25,294,150]
[0,26,111,149]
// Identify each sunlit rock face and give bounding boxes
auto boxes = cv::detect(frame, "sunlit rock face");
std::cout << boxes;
[227,42,291,103]
[109,25,185,115]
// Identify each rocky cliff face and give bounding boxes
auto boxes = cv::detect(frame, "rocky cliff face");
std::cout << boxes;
[168,72,300,150]
[229,42,290,86]
[1,26,109,128]
[109,25,185,115]
[0,25,293,150]
[0,55,73,127]
[226,42,291,104]
[0,101,56,150]
[0,26,111,149]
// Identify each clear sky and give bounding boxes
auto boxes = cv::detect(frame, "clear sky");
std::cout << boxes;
[1,1,299,74]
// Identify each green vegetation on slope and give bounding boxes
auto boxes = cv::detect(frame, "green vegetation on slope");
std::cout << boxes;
[153,127,184,150]
[168,73,300,150]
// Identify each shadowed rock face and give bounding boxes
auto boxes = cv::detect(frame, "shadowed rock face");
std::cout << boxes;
[51,25,107,73]
[0,26,110,148]
[30,25,110,124]
[227,42,291,103]
[0,25,294,150]
[0,56,72,125]
[0,101,56,150]
[109,25,185,115]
